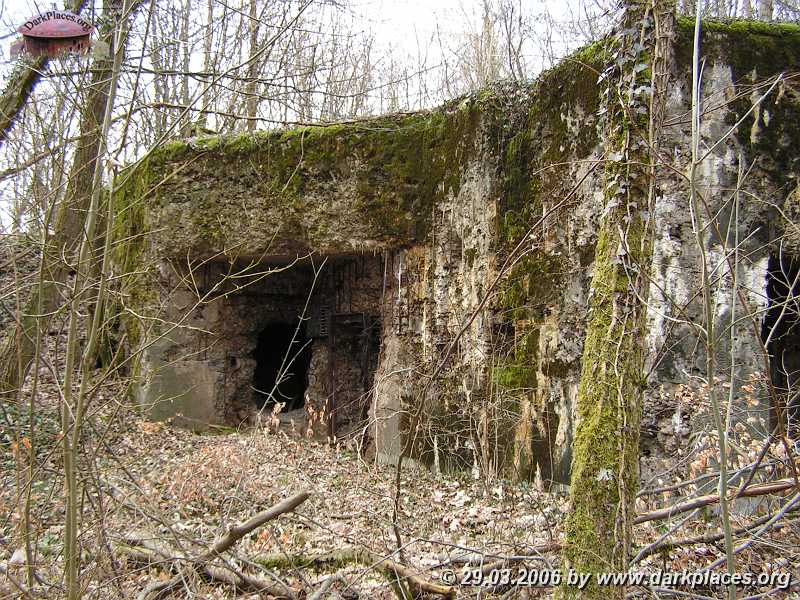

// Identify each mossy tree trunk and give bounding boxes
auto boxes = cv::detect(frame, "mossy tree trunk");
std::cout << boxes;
[560,1,674,598]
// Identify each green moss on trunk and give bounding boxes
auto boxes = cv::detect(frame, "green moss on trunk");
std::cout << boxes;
[560,1,667,597]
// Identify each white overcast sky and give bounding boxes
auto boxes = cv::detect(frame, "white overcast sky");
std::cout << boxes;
[1,0,590,74]
[2,0,486,45]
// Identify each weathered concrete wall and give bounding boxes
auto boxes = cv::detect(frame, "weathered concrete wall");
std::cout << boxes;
[114,19,800,483]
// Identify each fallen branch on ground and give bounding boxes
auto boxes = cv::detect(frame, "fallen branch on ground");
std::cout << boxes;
[634,505,800,561]
[255,547,455,598]
[120,490,309,600]
[203,490,310,559]
[0,563,37,600]
[307,574,347,600]
[634,478,796,524]
[445,542,563,574]
[438,546,559,567]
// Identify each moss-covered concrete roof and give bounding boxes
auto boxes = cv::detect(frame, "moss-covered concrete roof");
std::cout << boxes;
[113,19,800,261]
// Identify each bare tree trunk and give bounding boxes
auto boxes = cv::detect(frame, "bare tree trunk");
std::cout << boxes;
[245,0,261,130]
[61,2,132,594]
[198,0,215,130]
[180,0,191,112]
[559,0,674,598]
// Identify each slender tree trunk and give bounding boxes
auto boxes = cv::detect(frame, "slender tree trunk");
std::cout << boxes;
[559,0,674,597]
[246,0,262,130]
[198,0,215,130]
[687,10,737,597]
[61,2,131,594]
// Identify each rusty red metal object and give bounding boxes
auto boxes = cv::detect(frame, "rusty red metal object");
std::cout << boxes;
[10,11,95,58]
[18,11,93,38]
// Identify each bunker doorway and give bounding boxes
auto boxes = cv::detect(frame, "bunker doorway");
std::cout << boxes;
[252,322,312,411]
[763,252,800,437]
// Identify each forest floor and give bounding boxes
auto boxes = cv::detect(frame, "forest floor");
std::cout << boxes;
[3,378,571,599]
[2,377,800,599]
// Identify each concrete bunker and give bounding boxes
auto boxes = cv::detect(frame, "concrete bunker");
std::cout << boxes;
[118,20,800,477]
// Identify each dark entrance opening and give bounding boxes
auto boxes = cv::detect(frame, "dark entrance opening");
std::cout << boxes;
[762,252,800,436]
[252,322,312,411]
